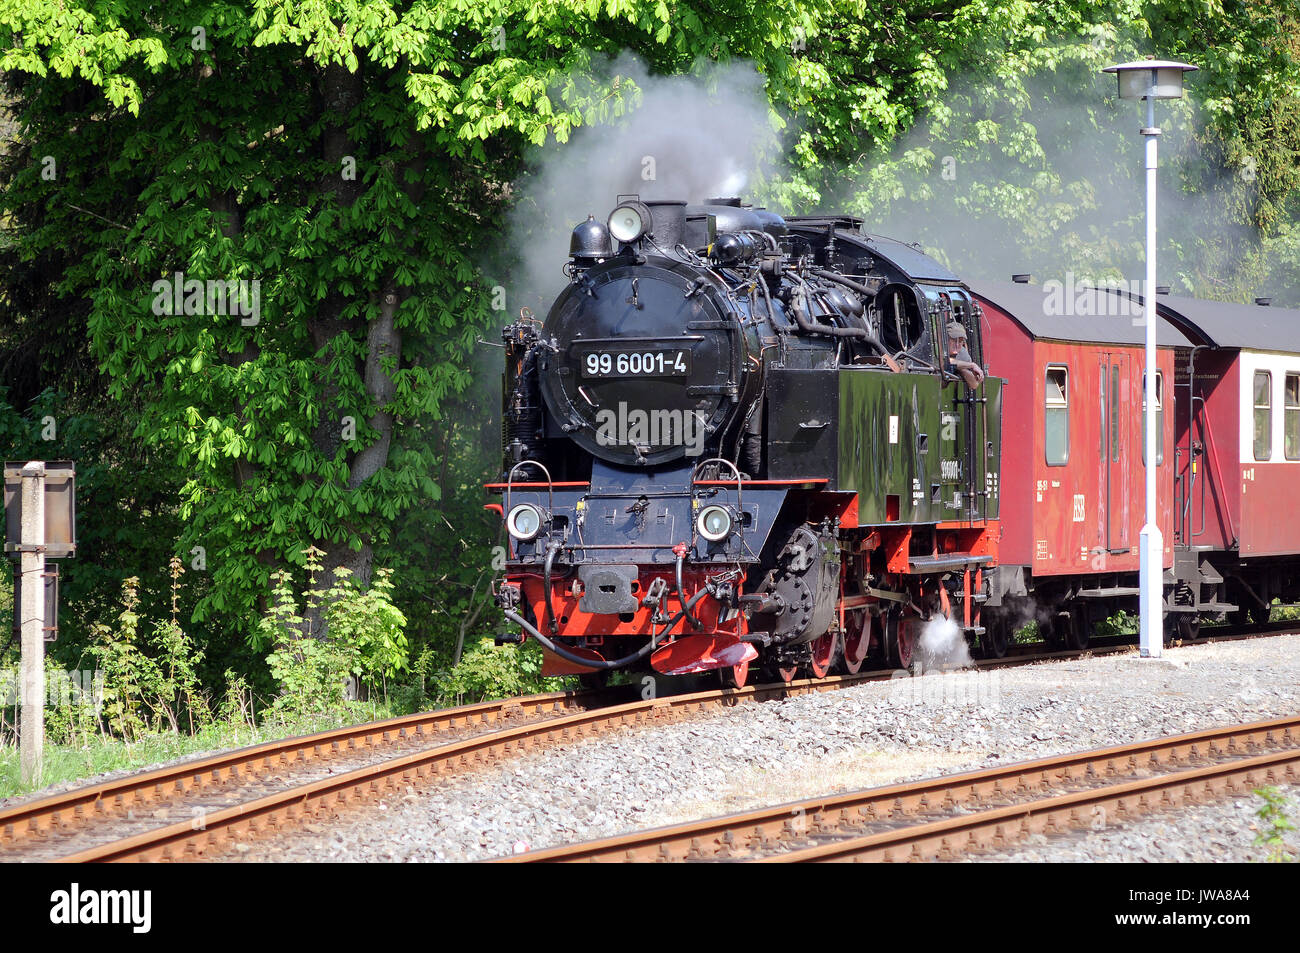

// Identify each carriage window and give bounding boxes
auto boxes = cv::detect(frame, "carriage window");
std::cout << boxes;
[1254,371,1272,461]
[1142,371,1163,466]
[1045,366,1069,466]
[1286,373,1300,461]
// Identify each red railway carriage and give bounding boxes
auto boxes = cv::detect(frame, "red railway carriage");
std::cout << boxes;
[971,278,1300,645]
[971,279,1189,649]
[1154,294,1300,627]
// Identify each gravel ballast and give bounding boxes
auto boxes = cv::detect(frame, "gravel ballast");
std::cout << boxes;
[210,634,1300,863]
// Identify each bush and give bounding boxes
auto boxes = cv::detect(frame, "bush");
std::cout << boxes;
[432,638,556,707]
[259,546,409,717]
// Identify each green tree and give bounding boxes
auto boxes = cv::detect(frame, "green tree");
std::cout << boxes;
[6,0,1300,693]
[0,1,806,650]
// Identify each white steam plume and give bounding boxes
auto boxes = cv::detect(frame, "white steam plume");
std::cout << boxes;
[505,54,784,313]
[915,613,974,672]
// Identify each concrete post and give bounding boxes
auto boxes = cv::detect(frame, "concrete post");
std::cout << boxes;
[20,460,45,785]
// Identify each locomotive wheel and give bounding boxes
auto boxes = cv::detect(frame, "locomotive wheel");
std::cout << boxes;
[776,661,800,683]
[841,610,870,674]
[885,609,914,669]
[719,657,750,689]
[808,630,838,679]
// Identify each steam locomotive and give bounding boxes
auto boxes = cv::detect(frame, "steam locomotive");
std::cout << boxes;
[489,197,1002,687]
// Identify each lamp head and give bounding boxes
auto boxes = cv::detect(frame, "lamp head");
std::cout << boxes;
[1103,59,1197,100]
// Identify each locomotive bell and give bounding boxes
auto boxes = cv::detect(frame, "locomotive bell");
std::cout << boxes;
[570,215,614,264]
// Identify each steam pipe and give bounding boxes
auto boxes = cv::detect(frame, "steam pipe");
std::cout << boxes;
[811,267,876,299]
[785,270,898,370]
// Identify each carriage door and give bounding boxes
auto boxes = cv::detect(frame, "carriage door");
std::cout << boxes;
[1105,353,1131,554]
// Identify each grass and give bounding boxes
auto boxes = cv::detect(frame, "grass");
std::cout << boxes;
[1270,598,1300,622]
[0,700,399,801]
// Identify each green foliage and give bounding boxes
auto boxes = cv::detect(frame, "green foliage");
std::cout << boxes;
[1012,620,1040,644]
[1270,597,1300,622]
[432,637,557,706]
[85,570,213,741]
[326,568,409,678]
[1253,786,1297,862]
[218,669,257,730]
[87,577,150,742]
[40,654,100,749]
[1095,609,1140,638]
[261,575,358,717]
[260,546,409,716]
[147,616,210,734]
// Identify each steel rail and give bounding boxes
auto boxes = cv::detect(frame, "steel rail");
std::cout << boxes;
[500,714,1300,862]
[15,672,900,862]
[0,689,591,846]
[767,745,1300,862]
[5,621,1295,861]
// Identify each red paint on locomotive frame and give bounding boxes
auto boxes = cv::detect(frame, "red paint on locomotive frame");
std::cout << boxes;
[516,570,729,639]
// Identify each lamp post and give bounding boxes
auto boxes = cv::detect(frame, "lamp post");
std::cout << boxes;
[1102,58,1197,659]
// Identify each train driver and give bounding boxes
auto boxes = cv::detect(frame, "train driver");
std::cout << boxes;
[945,319,985,388]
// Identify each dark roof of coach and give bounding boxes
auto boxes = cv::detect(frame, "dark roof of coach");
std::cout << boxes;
[968,280,1194,347]
[971,279,1300,353]
[1152,294,1300,354]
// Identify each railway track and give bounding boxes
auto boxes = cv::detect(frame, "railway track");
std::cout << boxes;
[0,670,908,862]
[1,620,1291,862]
[0,689,593,861]
[501,715,1300,862]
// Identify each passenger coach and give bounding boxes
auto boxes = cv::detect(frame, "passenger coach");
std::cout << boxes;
[973,277,1300,649]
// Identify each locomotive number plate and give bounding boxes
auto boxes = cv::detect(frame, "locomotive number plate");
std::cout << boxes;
[579,347,692,379]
